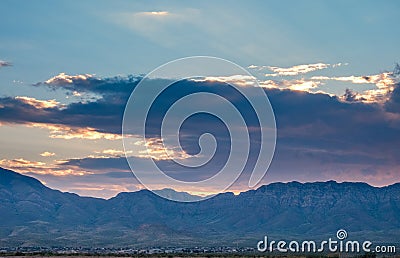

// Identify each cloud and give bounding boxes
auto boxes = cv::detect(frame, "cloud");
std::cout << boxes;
[15,96,63,109]
[139,11,169,16]
[37,72,139,95]
[56,154,226,186]
[2,68,400,194]
[267,63,330,76]
[134,138,191,160]
[258,87,400,187]
[40,151,56,157]
[249,63,398,104]
[249,62,346,77]
[1,158,45,168]
[0,95,125,141]
[311,73,394,85]
[29,123,122,140]
[96,149,126,156]
[44,72,94,85]
[0,158,87,176]
[0,75,138,137]
[58,156,131,172]
[259,78,323,92]
[0,155,137,198]
[52,81,400,188]
[385,78,400,113]
[0,60,12,67]
[313,72,398,103]
[190,75,257,87]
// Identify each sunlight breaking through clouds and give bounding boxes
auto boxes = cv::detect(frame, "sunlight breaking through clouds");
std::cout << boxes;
[15,96,63,109]
[29,123,123,140]
[0,158,87,176]
[313,72,398,103]
[248,62,399,104]
[44,72,94,85]
[0,62,399,196]
[134,138,191,161]
[258,79,323,92]
[249,62,347,77]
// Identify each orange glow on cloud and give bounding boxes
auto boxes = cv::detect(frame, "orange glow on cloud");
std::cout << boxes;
[134,138,191,160]
[40,151,56,157]
[148,11,169,16]
[29,123,122,140]
[0,158,87,176]
[313,72,397,103]
[15,96,62,109]
[259,79,323,92]
[45,72,93,85]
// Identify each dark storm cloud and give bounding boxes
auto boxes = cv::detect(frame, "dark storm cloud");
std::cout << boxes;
[0,76,140,134]
[57,83,400,184]
[1,73,400,184]
[0,96,125,134]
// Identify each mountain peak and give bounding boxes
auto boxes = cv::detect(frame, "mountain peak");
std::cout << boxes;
[153,188,206,202]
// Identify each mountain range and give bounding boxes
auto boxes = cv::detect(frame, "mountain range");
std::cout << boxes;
[0,167,399,248]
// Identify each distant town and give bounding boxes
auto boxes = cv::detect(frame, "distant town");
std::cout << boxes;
[0,246,257,256]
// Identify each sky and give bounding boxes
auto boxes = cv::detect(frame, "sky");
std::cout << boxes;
[0,0,400,198]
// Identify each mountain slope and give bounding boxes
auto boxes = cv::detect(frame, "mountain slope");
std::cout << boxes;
[0,167,399,247]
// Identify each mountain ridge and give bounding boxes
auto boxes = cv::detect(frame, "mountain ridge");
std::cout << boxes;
[1,167,399,248]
